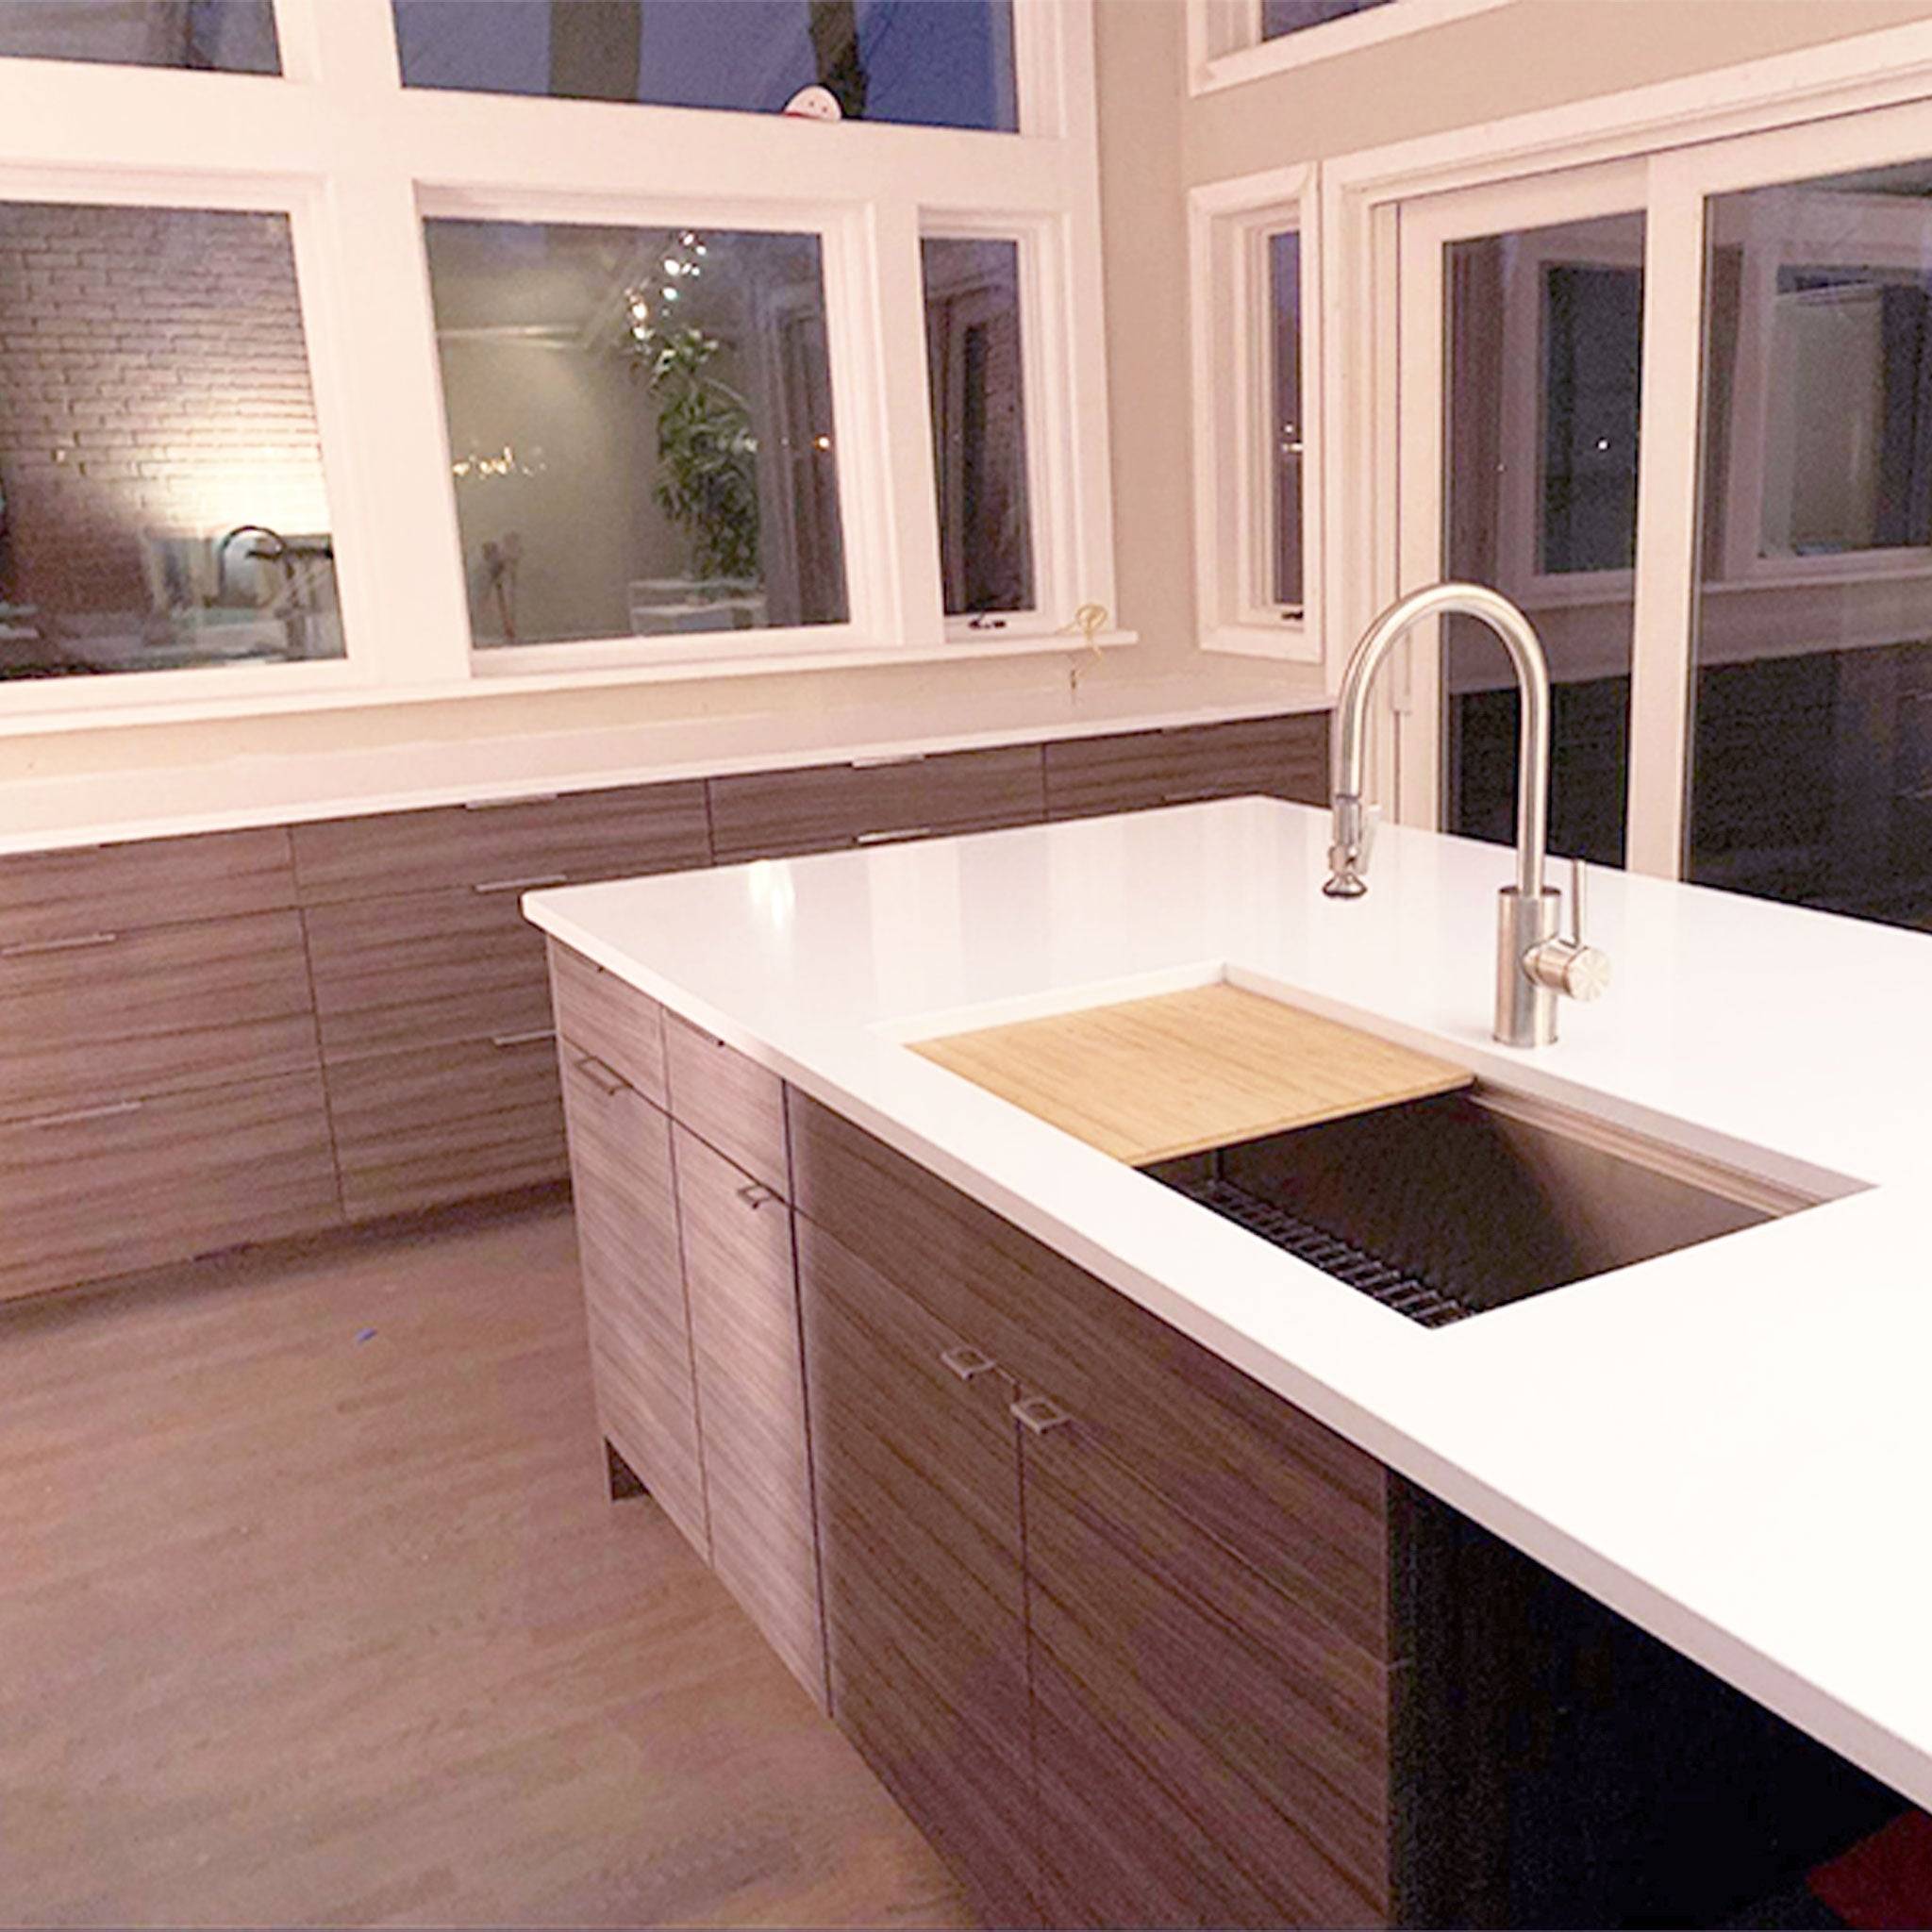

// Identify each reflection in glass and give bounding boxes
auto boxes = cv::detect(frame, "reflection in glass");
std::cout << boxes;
[1690,160,1932,930]
[0,204,341,681]
[1260,0,1391,39]
[393,0,1017,132]
[424,220,848,647]
[922,237,1032,618]
[1270,228,1305,612]
[0,0,277,71]
[1442,211,1645,867]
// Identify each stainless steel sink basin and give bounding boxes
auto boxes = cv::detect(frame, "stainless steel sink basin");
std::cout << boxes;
[1144,1089,1827,1325]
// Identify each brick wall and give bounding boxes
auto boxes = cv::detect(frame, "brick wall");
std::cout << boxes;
[0,203,330,623]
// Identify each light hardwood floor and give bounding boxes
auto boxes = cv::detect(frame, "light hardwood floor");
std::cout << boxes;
[0,1192,974,1930]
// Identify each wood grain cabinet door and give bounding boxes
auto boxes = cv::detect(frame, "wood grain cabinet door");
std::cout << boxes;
[1019,1407,1393,1931]
[796,1217,1040,1928]
[672,1122,827,1711]
[558,1043,708,1560]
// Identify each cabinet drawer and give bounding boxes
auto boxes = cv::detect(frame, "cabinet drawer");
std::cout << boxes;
[1043,714,1330,820]
[708,744,1046,864]
[674,1123,824,1709]
[325,1033,567,1222]
[305,889,549,1063]
[548,940,667,1108]
[1024,1415,1390,1929]
[0,911,319,1123]
[789,1091,1391,1658]
[560,1046,707,1557]
[0,1071,340,1303]
[800,1218,1038,1925]
[0,826,297,950]
[663,1013,787,1196]
[291,780,710,905]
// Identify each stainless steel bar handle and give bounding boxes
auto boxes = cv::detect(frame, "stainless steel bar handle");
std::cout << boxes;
[2,930,120,958]
[491,1028,556,1049]
[735,1181,782,1209]
[25,1098,144,1130]
[472,873,569,895]
[940,1344,996,1382]
[855,827,931,845]
[1010,1393,1073,1436]
[573,1053,629,1097]
[463,793,559,810]
[849,753,925,769]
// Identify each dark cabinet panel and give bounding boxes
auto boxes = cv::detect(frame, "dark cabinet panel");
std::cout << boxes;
[547,939,668,1108]
[325,1032,567,1222]
[798,1217,1038,1926]
[789,1091,1390,1657]
[663,1013,790,1199]
[674,1123,825,1709]
[0,825,297,949]
[708,744,1045,864]
[305,888,549,1063]
[1023,1409,1390,1929]
[1044,713,1329,820]
[290,780,710,904]
[558,1043,707,1558]
[0,910,319,1122]
[0,1071,339,1303]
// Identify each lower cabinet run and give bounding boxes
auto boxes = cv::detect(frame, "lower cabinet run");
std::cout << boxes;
[547,940,1912,1932]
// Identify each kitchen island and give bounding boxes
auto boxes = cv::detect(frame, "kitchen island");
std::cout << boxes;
[525,797,1932,1927]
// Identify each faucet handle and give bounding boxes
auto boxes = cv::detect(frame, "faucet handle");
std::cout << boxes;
[1524,857,1611,1002]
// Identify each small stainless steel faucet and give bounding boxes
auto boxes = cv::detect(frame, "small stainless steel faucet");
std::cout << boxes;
[1323,581,1609,1049]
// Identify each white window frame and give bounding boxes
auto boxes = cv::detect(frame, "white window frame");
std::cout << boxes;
[1322,15,1932,888]
[1187,0,1514,99]
[0,0,1122,735]
[1188,162,1323,662]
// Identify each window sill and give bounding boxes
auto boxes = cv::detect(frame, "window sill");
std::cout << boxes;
[0,631,1141,739]
[1200,622,1321,665]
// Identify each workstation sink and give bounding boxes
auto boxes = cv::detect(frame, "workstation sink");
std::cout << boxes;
[1143,1087,1832,1326]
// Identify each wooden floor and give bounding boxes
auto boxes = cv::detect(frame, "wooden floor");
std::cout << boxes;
[0,1194,974,1929]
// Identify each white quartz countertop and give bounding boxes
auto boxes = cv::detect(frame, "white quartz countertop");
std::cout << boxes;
[524,799,1932,1812]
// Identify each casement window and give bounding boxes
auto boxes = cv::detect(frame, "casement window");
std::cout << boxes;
[1186,0,1511,97]
[1188,164,1322,661]
[0,0,1116,732]
[1319,18,1932,935]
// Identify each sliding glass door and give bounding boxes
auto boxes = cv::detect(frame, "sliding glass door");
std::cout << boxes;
[1386,100,1932,933]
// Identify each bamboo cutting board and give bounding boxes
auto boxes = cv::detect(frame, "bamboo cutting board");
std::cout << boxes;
[910,982,1472,1166]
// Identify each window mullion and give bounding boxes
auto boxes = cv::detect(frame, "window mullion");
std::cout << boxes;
[1624,155,1707,880]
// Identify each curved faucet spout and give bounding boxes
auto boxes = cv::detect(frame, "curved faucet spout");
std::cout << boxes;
[1326,580,1551,902]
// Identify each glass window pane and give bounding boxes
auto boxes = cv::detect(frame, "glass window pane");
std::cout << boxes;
[1261,0,1391,40]
[0,1,278,73]
[424,220,848,647]
[393,0,1017,133]
[1269,228,1304,612]
[0,204,341,681]
[921,236,1033,618]
[1690,160,1932,931]
[1442,211,1645,869]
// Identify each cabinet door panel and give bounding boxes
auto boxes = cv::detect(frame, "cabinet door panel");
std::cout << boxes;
[291,781,709,905]
[790,1093,1391,1656]
[0,1072,339,1302]
[0,911,319,1121]
[305,888,549,1063]
[325,1034,567,1222]
[1024,1416,1391,1929]
[851,744,1046,841]
[1043,714,1329,820]
[707,765,860,866]
[0,825,296,948]
[663,1015,788,1198]
[798,1218,1037,1924]
[559,1047,707,1557]
[673,1124,824,1708]
[547,940,667,1108]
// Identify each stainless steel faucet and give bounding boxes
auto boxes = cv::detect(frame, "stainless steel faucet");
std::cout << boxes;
[1323,581,1609,1049]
